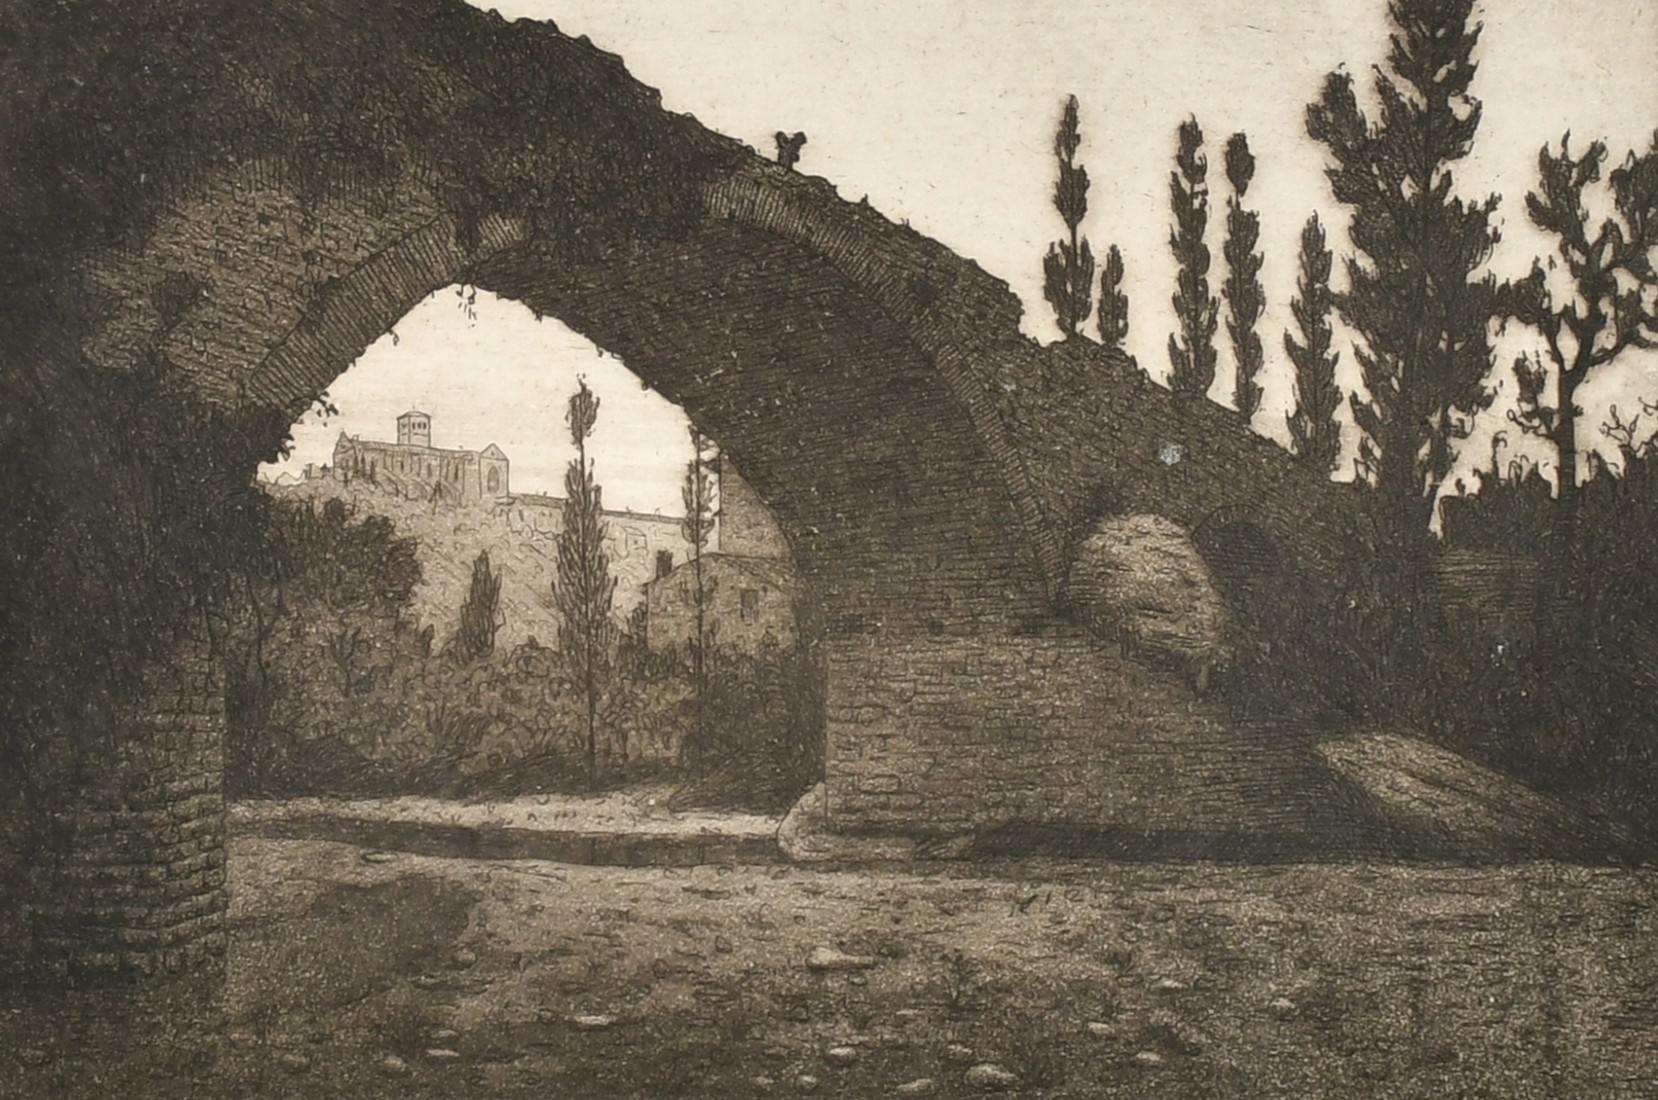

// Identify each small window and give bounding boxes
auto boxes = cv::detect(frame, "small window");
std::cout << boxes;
[740,588,760,623]
[655,550,675,579]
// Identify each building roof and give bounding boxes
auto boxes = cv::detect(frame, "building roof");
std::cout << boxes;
[398,409,431,419]
[647,552,796,591]
[335,435,481,461]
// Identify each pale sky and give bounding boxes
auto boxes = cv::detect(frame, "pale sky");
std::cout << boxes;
[264,0,1658,508]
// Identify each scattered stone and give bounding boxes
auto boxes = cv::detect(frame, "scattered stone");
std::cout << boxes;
[714,935,734,954]
[1268,997,1297,1017]
[572,1014,618,1031]
[18,1048,50,1067]
[964,1063,1018,1090]
[894,1009,924,1022]
[430,1027,460,1043]
[225,1029,257,1047]
[449,948,478,970]
[361,850,397,864]
[848,974,867,986]
[1134,1050,1165,1068]
[1153,977,1188,992]
[896,1079,936,1095]
[377,1053,411,1077]
[795,1073,820,1092]
[806,946,875,972]
[825,1045,859,1065]
[1086,1021,1116,1038]
[1145,1012,1205,1055]
[277,1052,311,1074]
[943,1043,976,1063]
[411,974,443,990]
[425,1048,461,1064]
[752,1074,776,1090]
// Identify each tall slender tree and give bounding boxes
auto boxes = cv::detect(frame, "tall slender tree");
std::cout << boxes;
[1285,214,1344,477]
[679,428,718,751]
[1306,0,1503,553]
[553,378,617,788]
[1044,95,1095,339]
[1167,117,1218,396]
[451,549,502,663]
[1223,133,1265,420]
[1097,243,1133,361]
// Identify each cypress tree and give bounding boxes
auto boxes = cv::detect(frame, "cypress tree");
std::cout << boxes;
[1097,243,1132,360]
[1043,95,1096,339]
[1223,133,1265,420]
[1167,117,1218,396]
[1285,214,1343,477]
[452,550,502,663]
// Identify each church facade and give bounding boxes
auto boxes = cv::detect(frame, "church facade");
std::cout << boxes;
[331,410,510,505]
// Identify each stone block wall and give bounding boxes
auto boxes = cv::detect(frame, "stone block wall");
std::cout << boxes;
[822,628,1318,840]
[35,631,228,981]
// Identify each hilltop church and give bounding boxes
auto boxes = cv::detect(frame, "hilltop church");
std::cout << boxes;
[311,412,798,652]
[331,410,510,505]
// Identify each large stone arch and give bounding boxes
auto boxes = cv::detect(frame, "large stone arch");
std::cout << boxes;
[1,0,1366,980]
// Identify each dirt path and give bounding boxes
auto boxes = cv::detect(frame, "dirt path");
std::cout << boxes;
[6,841,1658,1097]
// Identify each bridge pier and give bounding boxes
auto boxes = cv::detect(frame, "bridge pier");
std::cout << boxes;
[820,627,1317,844]
[32,631,229,983]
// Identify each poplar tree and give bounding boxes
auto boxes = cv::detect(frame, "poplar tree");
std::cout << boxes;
[1285,214,1344,477]
[1097,243,1132,359]
[1223,133,1265,420]
[679,428,718,751]
[1167,117,1218,396]
[1043,95,1095,339]
[554,378,617,788]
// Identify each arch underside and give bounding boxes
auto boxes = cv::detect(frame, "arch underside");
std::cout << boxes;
[248,211,1052,633]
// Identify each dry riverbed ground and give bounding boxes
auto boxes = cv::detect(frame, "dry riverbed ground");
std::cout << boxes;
[6,838,1658,1098]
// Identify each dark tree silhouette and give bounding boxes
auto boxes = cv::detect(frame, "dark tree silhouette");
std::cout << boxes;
[1223,133,1265,420]
[1043,95,1095,339]
[1167,117,1218,396]
[1508,131,1658,515]
[1285,214,1344,476]
[553,378,617,787]
[1097,243,1132,360]
[452,549,503,663]
[1306,0,1502,552]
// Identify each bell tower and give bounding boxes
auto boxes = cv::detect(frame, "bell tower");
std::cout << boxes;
[396,410,432,447]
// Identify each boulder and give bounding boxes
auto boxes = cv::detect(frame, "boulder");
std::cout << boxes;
[1067,514,1231,677]
[777,782,833,862]
[1317,733,1632,860]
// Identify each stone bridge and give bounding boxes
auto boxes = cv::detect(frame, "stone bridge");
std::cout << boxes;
[0,0,1357,979]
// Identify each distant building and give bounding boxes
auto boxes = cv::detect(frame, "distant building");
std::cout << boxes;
[646,553,797,654]
[322,414,798,648]
[645,453,798,656]
[332,411,509,505]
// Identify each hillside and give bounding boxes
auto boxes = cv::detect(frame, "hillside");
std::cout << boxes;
[263,478,683,651]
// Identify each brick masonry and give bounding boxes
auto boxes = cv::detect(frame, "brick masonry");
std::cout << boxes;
[823,628,1324,839]
[34,630,228,981]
